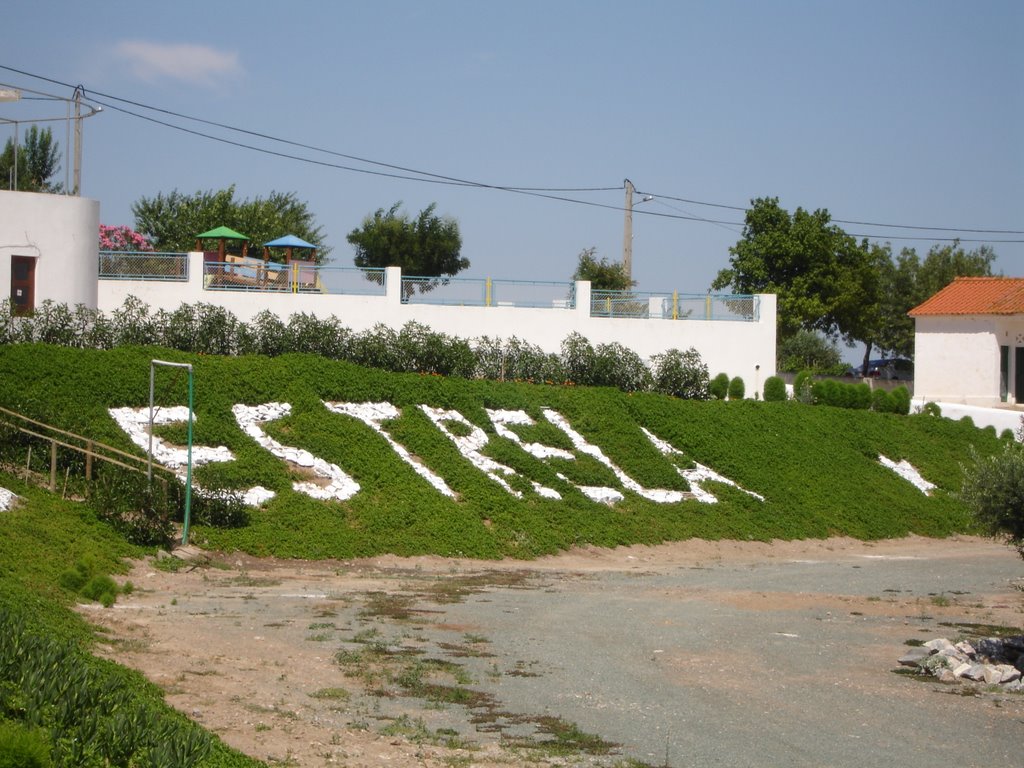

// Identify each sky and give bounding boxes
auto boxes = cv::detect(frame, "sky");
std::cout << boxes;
[2,1,1021,361]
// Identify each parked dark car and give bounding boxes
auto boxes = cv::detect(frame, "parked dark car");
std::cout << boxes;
[845,358,914,380]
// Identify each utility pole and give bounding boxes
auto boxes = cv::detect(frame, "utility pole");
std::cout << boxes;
[73,86,83,196]
[622,179,634,281]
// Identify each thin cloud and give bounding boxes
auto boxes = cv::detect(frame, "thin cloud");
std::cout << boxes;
[113,41,242,87]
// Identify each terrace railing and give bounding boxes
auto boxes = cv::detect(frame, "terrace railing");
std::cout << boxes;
[98,251,189,281]
[590,290,759,322]
[401,276,576,309]
[202,259,386,296]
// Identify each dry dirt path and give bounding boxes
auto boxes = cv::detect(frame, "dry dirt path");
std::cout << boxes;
[83,536,1024,768]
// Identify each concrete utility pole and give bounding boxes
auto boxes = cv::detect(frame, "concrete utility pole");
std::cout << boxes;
[622,179,635,281]
[73,86,82,196]
[622,180,653,283]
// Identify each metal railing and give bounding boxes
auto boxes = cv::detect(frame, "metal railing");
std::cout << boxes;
[401,276,576,308]
[0,405,171,494]
[98,251,189,281]
[202,261,386,296]
[590,290,759,321]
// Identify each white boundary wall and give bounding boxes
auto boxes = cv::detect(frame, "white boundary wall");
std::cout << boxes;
[99,253,777,395]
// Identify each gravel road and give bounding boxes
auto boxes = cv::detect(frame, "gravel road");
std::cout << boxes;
[89,537,1024,768]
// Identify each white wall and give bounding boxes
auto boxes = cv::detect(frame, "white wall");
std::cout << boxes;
[913,315,1008,406]
[0,190,99,309]
[99,254,778,396]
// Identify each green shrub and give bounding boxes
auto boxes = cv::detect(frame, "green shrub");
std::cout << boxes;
[872,388,895,413]
[850,383,872,410]
[81,574,119,606]
[777,330,842,373]
[961,444,1024,559]
[561,332,596,386]
[792,370,814,403]
[0,722,51,768]
[918,401,942,417]
[709,373,730,400]
[652,348,709,400]
[762,376,787,402]
[890,385,911,415]
[728,377,745,401]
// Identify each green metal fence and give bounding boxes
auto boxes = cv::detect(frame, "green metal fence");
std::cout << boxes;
[98,251,189,281]
[590,290,759,321]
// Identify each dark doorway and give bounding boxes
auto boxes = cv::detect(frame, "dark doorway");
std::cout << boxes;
[10,256,35,315]
[1016,347,1024,404]
[1001,345,1010,402]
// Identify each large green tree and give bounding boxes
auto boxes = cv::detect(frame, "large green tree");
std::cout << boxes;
[870,241,996,359]
[571,247,633,290]
[347,202,466,294]
[0,125,62,193]
[131,186,328,261]
[712,197,877,342]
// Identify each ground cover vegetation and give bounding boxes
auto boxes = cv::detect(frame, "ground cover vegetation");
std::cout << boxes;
[0,344,1005,562]
[0,473,264,768]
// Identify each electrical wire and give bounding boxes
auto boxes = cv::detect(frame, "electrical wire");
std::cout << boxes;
[637,190,1024,236]
[1,63,1020,242]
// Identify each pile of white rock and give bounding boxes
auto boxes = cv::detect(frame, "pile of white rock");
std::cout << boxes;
[0,487,20,511]
[898,635,1024,690]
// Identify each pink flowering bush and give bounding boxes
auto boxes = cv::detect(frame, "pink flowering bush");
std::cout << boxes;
[98,224,154,252]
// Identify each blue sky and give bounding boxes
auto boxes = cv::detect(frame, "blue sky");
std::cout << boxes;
[3,1,1021,355]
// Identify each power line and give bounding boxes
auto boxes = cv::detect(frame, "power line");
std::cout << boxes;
[638,190,1024,236]
[1,64,1020,243]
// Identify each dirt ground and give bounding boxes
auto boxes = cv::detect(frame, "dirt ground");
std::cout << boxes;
[82,536,1024,768]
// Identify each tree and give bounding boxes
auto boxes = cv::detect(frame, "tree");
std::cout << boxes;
[131,186,329,261]
[571,247,633,290]
[347,202,466,295]
[0,125,62,192]
[712,197,873,342]
[961,438,1024,561]
[871,241,996,360]
[777,330,844,373]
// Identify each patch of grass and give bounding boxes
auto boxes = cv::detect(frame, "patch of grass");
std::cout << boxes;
[309,687,350,701]
[938,621,1023,638]
[503,715,618,756]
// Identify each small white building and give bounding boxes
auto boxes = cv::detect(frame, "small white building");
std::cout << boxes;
[0,190,99,313]
[910,277,1024,407]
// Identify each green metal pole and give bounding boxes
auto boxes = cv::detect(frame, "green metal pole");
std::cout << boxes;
[182,367,194,546]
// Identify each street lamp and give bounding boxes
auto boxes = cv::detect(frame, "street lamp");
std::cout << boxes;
[622,179,654,283]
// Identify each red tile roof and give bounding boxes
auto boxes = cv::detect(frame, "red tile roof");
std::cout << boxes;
[909,277,1024,317]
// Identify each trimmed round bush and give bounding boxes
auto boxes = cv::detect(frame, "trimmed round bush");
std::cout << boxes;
[763,376,787,402]
[872,388,895,413]
[890,385,911,415]
[851,383,872,410]
[710,372,730,400]
[728,376,745,400]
